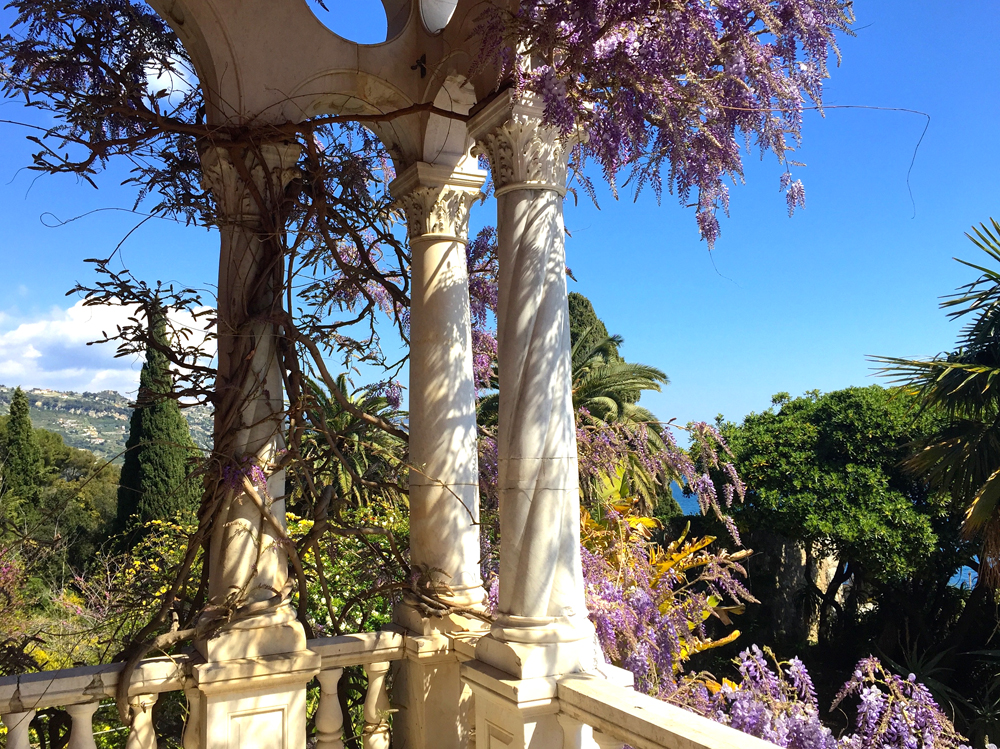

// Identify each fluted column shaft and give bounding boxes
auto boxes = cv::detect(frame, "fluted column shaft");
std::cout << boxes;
[469,94,588,643]
[392,161,486,606]
[199,141,305,659]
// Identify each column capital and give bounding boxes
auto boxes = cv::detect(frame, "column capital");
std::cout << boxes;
[200,141,301,222]
[467,90,578,198]
[390,162,486,243]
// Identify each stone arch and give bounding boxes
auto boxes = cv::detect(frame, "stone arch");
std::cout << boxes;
[146,0,242,123]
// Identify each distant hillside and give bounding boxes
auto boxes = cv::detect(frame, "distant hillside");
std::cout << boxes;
[0,386,212,462]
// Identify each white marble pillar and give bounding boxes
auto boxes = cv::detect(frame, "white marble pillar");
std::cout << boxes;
[198,141,306,661]
[391,160,487,610]
[187,142,321,749]
[467,93,594,679]
[389,161,485,749]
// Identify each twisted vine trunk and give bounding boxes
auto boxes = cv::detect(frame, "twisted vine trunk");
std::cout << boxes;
[197,140,307,660]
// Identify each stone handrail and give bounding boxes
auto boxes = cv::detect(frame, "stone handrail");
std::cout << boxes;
[307,629,406,749]
[0,655,189,749]
[557,673,779,749]
[0,628,407,749]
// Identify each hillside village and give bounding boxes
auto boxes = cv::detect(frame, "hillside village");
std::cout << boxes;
[0,385,212,461]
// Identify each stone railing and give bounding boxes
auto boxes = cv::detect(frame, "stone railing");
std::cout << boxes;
[1,630,777,749]
[556,672,778,749]
[307,630,405,749]
[0,629,405,749]
[0,655,188,749]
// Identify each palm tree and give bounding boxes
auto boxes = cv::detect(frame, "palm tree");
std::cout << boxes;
[477,326,671,514]
[874,218,1000,588]
[476,327,668,429]
[294,376,407,507]
[570,330,668,426]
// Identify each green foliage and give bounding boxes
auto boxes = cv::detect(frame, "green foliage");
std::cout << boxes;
[568,291,619,361]
[1,399,121,592]
[1,387,43,514]
[874,219,1000,586]
[287,376,408,635]
[115,311,201,545]
[725,386,946,585]
[293,377,406,508]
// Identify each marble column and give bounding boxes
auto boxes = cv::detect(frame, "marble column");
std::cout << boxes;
[467,92,594,680]
[389,160,486,749]
[198,141,306,660]
[391,160,487,611]
[187,141,320,749]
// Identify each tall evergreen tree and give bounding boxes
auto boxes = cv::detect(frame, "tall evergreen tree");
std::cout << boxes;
[115,308,201,545]
[568,292,619,362]
[0,387,42,516]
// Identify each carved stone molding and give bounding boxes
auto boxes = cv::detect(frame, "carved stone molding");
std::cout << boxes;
[395,185,478,241]
[390,161,486,242]
[467,92,577,197]
[200,142,302,222]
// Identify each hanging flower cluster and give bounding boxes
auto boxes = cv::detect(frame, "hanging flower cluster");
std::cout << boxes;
[832,658,977,749]
[711,646,839,748]
[581,510,754,699]
[478,0,854,246]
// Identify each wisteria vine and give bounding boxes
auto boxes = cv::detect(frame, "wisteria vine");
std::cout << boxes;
[477,0,854,245]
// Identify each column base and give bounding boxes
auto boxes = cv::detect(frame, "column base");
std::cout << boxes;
[391,602,489,749]
[475,613,599,680]
[475,634,604,680]
[461,660,635,749]
[196,604,307,661]
[187,650,321,749]
[460,660,565,749]
[394,598,490,637]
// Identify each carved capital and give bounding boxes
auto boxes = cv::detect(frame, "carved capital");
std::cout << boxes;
[200,141,301,222]
[390,161,486,243]
[468,92,577,197]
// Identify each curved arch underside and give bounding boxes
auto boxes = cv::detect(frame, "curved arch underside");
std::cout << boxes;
[145,0,501,168]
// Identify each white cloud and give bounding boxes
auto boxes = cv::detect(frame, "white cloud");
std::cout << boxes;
[0,301,214,395]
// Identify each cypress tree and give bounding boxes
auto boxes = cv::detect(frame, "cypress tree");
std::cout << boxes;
[568,292,620,361]
[0,387,42,515]
[115,308,201,545]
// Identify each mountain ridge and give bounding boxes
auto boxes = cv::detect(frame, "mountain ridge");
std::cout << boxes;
[0,385,212,462]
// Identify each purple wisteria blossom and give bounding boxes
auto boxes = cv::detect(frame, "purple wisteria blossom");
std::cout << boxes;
[832,658,974,749]
[368,379,403,410]
[580,505,756,699]
[709,650,982,749]
[712,646,838,749]
[479,0,853,245]
[467,227,500,393]
[221,455,269,497]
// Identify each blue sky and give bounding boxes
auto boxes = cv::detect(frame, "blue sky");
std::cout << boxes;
[1,1,998,431]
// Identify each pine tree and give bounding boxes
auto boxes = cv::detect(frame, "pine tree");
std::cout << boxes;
[115,308,201,545]
[0,387,42,516]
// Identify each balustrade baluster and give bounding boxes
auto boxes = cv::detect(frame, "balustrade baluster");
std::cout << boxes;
[315,667,345,749]
[182,683,201,749]
[1,709,36,749]
[557,713,589,749]
[126,694,158,749]
[65,701,99,749]
[362,661,391,749]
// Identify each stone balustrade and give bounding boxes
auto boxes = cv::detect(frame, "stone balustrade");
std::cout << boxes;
[0,629,779,749]
[0,655,187,749]
[556,672,779,749]
[0,629,406,749]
